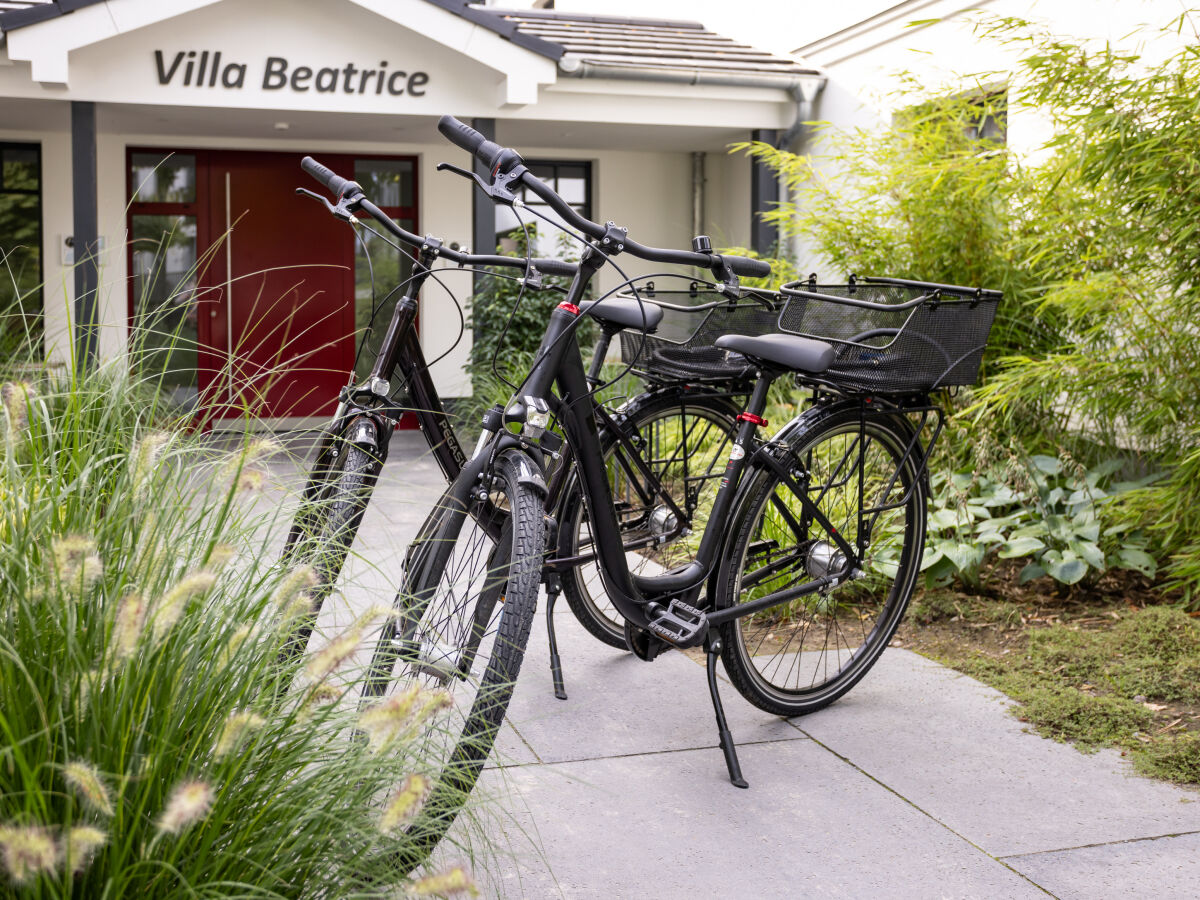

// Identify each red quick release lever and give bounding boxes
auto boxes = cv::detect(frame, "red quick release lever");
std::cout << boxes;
[557,302,580,315]
[737,412,768,427]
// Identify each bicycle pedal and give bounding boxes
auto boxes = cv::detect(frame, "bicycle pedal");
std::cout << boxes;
[647,600,707,647]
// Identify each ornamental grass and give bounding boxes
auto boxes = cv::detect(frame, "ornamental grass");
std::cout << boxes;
[0,322,478,895]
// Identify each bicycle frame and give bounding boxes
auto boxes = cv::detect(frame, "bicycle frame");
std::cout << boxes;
[479,253,866,646]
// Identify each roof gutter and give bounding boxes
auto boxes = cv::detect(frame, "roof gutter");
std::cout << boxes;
[558,55,826,149]
[558,55,819,92]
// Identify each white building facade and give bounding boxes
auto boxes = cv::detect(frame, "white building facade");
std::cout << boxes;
[0,0,819,422]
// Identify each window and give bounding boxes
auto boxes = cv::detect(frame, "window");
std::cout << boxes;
[895,87,1008,147]
[353,157,418,384]
[495,160,592,258]
[965,90,1007,144]
[127,152,200,409]
[0,143,42,356]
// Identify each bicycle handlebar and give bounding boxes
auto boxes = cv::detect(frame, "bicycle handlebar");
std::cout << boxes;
[301,155,360,200]
[436,116,772,281]
[436,115,508,173]
[300,158,577,279]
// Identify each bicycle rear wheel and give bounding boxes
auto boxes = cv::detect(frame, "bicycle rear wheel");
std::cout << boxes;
[362,448,544,864]
[716,405,926,716]
[557,390,740,647]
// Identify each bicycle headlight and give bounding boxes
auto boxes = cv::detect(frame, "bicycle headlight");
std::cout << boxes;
[522,395,550,438]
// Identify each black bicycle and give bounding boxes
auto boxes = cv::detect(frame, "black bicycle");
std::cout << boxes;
[278,162,771,668]
[348,116,1001,861]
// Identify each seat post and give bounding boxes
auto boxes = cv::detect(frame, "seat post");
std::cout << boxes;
[586,328,617,386]
[742,369,777,421]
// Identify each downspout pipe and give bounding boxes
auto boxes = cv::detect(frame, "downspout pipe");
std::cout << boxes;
[777,75,827,150]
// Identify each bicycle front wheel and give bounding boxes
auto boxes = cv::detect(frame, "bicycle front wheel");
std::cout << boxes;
[362,448,544,863]
[281,435,381,657]
[716,405,927,717]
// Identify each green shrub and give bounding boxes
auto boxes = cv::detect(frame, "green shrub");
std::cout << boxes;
[468,225,592,383]
[740,17,1200,600]
[921,453,1157,589]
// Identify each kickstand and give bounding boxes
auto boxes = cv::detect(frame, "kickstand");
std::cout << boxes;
[545,574,568,700]
[706,636,748,788]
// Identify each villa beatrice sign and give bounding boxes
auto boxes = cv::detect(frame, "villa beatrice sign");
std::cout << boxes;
[153,50,430,96]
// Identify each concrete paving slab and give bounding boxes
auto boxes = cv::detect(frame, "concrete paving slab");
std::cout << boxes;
[472,741,1047,900]
[503,603,808,766]
[792,648,1200,857]
[1003,831,1200,900]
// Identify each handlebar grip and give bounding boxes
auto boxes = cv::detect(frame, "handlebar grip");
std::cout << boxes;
[301,156,360,199]
[438,115,503,171]
[531,258,578,278]
[725,255,772,278]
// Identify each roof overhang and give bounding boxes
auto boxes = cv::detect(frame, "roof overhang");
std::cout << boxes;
[3,0,558,104]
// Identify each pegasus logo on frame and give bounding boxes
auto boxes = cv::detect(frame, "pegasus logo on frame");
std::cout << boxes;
[153,51,431,96]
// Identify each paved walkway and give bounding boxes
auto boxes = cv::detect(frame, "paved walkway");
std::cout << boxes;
[262,432,1200,899]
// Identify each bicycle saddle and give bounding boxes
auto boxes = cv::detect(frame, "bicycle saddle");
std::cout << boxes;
[714,333,835,374]
[580,298,663,334]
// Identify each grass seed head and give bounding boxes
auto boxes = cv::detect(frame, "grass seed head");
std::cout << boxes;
[407,865,478,897]
[1,381,31,433]
[51,535,102,597]
[379,774,431,834]
[112,592,149,661]
[271,566,317,611]
[355,603,398,631]
[64,761,113,816]
[151,571,217,640]
[214,711,266,759]
[217,623,261,668]
[407,690,453,737]
[237,467,266,493]
[131,431,171,497]
[0,824,58,884]
[295,682,341,722]
[207,543,236,571]
[64,826,107,874]
[279,593,315,627]
[358,684,421,753]
[304,624,363,682]
[78,669,101,713]
[157,780,215,835]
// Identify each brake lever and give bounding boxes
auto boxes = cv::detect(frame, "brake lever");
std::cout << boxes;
[435,161,522,206]
[295,186,337,215]
[709,255,743,300]
[295,187,361,223]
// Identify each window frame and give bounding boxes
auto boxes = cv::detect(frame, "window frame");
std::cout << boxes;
[0,141,44,353]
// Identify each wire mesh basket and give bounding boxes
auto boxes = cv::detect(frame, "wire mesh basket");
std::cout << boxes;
[617,284,782,383]
[778,277,1002,393]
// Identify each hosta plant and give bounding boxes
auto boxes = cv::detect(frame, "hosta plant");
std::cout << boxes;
[921,455,1159,589]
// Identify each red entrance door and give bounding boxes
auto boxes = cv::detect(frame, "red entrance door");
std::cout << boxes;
[202,150,354,419]
[126,149,417,421]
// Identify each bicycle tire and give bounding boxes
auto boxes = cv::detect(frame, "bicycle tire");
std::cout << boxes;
[715,404,927,716]
[557,390,741,647]
[280,437,382,657]
[362,448,544,866]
